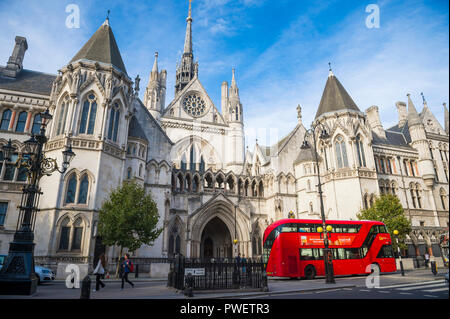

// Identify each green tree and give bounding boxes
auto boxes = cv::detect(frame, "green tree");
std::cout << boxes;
[98,181,163,275]
[357,194,412,252]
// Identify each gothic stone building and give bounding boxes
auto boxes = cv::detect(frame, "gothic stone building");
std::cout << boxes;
[0,3,448,271]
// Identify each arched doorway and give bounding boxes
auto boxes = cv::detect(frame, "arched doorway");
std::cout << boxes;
[200,217,232,259]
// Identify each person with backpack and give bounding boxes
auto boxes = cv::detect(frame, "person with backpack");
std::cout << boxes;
[121,253,135,290]
[93,253,107,292]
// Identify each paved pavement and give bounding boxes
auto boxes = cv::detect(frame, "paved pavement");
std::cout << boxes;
[0,268,447,299]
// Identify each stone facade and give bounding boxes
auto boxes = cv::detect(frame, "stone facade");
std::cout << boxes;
[0,3,448,272]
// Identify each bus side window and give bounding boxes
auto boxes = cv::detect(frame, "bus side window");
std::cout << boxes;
[300,249,314,260]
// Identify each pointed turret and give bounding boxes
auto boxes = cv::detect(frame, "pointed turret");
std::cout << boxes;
[315,67,360,119]
[175,0,196,96]
[228,68,242,123]
[407,93,421,127]
[406,93,435,187]
[144,52,167,120]
[225,68,245,171]
[70,17,127,74]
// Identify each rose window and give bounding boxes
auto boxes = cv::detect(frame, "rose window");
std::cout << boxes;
[183,93,207,117]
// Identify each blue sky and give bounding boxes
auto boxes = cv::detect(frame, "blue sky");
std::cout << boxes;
[0,0,448,148]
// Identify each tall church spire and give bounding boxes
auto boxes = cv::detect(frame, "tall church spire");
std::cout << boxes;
[184,0,193,54]
[175,0,196,96]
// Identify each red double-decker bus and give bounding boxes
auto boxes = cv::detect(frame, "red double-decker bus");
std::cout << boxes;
[263,219,396,279]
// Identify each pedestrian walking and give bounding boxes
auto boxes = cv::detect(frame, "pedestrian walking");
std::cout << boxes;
[424,252,430,268]
[93,253,107,292]
[121,253,135,290]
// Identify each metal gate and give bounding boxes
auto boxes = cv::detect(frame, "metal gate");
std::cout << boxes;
[168,255,267,291]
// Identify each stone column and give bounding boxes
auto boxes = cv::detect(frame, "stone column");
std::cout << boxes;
[24,111,33,133]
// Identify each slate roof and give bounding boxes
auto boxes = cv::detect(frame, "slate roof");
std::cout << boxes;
[128,116,148,141]
[294,147,321,165]
[315,73,360,119]
[70,19,127,75]
[0,69,55,96]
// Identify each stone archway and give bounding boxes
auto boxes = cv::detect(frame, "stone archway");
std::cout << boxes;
[200,217,232,259]
[189,194,251,258]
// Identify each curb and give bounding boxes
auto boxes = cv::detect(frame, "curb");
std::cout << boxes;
[190,284,357,299]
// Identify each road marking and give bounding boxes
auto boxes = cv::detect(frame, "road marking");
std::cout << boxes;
[378,280,444,289]
[399,292,412,295]
[424,287,449,293]
[378,291,389,293]
[424,295,437,298]
[397,283,445,291]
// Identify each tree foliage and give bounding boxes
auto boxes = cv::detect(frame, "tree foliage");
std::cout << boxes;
[357,194,412,250]
[98,181,163,253]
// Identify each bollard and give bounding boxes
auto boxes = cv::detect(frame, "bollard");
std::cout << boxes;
[399,260,405,276]
[431,261,437,276]
[80,275,91,299]
[135,264,139,278]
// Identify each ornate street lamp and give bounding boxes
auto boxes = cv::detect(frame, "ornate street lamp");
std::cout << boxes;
[301,125,335,284]
[0,108,75,295]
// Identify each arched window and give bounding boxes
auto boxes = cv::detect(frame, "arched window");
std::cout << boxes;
[193,175,199,192]
[77,175,89,204]
[356,135,366,167]
[334,135,349,168]
[58,218,71,250]
[71,218,84,251]
[107,103,120,142]
[79,94,97,135]
[0,109,12,130]
[139,164,143,177]
[415,184,422,208]
[189,146,196,171]
[199,156,205,173]
[410,184,416,208]
[307,180,311,191]
[309,202,314,213]
[31,113,42,134]
[127,167,132,179]
[180,154,187,171]
[235,106,239,121]
[65,174,77,204]
[56,96,69,136]
[15,111,27,132]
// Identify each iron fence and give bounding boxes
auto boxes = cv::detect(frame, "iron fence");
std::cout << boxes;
[168,255,267,291]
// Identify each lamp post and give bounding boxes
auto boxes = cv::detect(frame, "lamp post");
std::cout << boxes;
[301,125,335,284]
[393,230,405,276]
[0,108,75,295]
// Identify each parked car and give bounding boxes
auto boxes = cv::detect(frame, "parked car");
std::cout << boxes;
[35,265,55,284]
[0,255,6,271]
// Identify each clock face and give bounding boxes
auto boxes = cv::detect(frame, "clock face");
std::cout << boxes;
[183,93,207,117]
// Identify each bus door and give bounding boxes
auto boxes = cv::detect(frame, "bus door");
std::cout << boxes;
[332,248,364,275]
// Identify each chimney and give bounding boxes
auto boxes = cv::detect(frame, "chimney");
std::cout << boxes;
[366,105,386,139]
[395,101,407,128]
[5,36,28,77]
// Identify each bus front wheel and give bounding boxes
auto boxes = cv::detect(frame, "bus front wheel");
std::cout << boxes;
[304,265,316,280]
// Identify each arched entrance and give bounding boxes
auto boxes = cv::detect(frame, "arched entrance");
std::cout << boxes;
[200,217,232,259]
